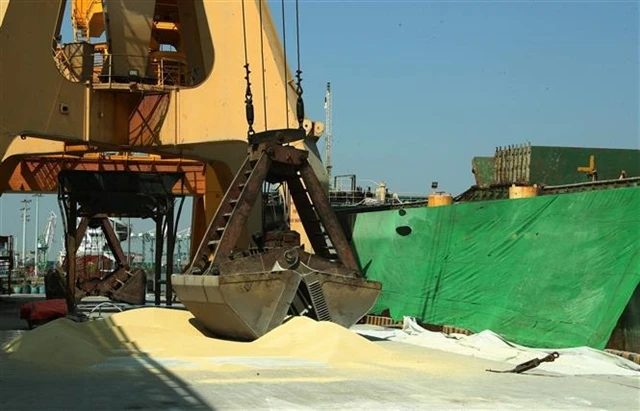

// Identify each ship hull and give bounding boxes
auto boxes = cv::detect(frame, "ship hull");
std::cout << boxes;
[341,186,640,350]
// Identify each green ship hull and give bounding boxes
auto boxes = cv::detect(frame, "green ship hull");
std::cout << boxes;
[344,186,640,350]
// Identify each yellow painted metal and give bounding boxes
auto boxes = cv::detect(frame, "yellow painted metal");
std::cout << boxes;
[71,0,104,37]
[72,0,104,38]
[0,0,322,161]
[577,155,596,173]
[427,193,454,207]
[0,3,8,26]
[508,185,539,199]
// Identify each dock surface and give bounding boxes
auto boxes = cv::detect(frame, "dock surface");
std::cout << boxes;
[1,296,637,410]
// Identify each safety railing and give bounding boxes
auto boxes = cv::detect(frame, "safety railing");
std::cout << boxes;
[52,42,189,88]
[153,56,189,87]
[328,189,427,206]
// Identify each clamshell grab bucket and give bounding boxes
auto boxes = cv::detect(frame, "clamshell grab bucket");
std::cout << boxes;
[173,129,382,341]
[172,269,381,341]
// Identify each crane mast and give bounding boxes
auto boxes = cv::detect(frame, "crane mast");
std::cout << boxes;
[324,82,333,187]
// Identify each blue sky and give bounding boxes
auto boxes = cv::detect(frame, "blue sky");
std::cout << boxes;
[1,0,638,258]
[292,1,639,193]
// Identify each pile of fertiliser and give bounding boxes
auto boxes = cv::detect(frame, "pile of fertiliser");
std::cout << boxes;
[2,308,392,369]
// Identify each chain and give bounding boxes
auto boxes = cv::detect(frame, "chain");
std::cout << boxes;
[241,0,254,137]
[244,64,255,137]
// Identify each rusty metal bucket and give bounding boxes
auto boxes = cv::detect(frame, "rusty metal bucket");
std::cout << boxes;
[172,266,381,341]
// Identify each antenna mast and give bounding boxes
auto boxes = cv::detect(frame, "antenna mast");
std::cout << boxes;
[324,82,332,186]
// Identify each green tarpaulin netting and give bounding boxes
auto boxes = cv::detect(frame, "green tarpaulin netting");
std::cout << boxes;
[350,186,640,349]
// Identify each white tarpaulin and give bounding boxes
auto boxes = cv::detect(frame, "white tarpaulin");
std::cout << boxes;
[353,317,640,376]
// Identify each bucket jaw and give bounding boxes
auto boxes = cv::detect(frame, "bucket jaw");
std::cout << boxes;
[172,271,302,341]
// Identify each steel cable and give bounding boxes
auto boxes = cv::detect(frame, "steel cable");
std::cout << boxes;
[259,0,268,130]
[281,0,290,127]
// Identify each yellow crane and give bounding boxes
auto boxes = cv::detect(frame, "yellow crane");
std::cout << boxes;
[0,0,325,256]
[0,0,379,338]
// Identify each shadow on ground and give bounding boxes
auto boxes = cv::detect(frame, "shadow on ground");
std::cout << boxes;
[0,295,214,410]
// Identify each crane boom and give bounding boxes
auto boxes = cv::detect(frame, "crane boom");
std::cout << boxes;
[38,211,57,250]
[177,227,191,238]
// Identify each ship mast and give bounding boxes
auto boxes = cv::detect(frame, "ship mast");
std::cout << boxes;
[324,82,332,187]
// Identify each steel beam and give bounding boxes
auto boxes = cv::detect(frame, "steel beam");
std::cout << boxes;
[65,199,78,310]
[154,215,164,306]
[212,154,271,265]
[7,156,206,195]
[165,201,175,306]
[299,161,360,271]
[100,218,128,267]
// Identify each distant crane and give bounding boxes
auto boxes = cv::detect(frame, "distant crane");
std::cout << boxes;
[130,224,170,265]
[129,226,190,269]
[324,82,333,187]
[130,228,157,264]
[19,199,31,267]
[175,227,191,270]
[37,211,57,269]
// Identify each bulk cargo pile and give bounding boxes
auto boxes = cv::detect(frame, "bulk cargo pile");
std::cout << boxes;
[1,308,393,369]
